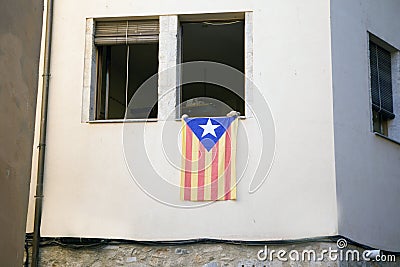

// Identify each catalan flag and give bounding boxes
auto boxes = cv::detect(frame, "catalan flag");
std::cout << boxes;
[180,115,239,201]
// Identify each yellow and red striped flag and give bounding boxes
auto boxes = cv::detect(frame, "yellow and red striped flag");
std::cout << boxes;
[180,115,239,201]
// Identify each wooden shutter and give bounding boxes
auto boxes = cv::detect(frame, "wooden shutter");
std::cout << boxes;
[95,20,159,45]
[369,41,395,119]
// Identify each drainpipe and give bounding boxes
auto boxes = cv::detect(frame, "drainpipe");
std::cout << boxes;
[31,0,54,265]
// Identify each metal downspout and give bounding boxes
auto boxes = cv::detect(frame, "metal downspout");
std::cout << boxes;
[31,0,54,265]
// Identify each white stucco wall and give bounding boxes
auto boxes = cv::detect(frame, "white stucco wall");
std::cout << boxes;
[331,0,400,252]
[27,0,338,241]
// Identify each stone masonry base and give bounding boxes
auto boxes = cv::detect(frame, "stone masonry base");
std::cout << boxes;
[25,239,399,267]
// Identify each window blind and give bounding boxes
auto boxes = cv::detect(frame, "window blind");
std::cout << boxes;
[369,41,395,119]
[95,20,159,45]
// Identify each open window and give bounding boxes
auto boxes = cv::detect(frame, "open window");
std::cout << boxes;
[94,20,159,120]
[180,19,245,117]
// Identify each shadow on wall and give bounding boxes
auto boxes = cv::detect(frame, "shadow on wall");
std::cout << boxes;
[0,0,42,266]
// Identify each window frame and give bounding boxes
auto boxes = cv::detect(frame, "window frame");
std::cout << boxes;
[95,19,159,121]
[175,12,253,120]
[81,17,161,123]
[367,33,400,143]
[178,19,246,118]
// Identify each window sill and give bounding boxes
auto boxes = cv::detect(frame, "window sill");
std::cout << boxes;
[87,119,158,123]
[88,116,246,123]
[374,132,400,146]
[174,115,247,121]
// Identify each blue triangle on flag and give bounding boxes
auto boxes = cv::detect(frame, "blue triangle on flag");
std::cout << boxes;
[184,117,236,152]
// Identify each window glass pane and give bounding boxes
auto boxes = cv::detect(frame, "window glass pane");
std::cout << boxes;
[373,110,383,134]
[96,46,108,120]
[127,43,159,119]
[108,45,127,119]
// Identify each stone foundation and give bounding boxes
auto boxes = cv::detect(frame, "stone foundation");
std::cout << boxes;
[25,239,399,267]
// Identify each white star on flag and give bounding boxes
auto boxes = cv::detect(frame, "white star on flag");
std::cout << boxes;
[199,119,220,137]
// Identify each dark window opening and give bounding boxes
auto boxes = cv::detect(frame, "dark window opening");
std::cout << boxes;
[181,21,245,117]
[96,43,159,120]
[95,20,159,120]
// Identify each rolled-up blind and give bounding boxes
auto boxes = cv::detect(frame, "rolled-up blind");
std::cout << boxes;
[95,20,159,45]
[369,41,395,119]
